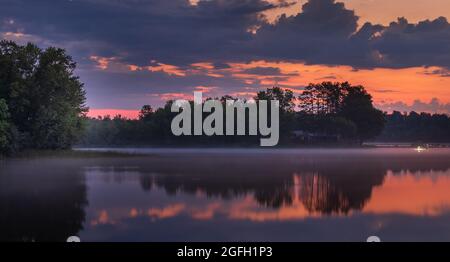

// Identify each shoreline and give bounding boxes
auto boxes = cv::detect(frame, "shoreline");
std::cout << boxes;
[2,144,449,159]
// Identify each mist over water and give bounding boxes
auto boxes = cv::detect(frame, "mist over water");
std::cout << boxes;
[1,148,450,242]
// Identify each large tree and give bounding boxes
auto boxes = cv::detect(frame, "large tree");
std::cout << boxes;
[255,87,297,141]
[339,85,385,142]
[255,86,296,113]
[0,41,87,150]
[298,82,385,142]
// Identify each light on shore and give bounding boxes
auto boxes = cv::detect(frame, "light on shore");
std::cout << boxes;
[415,146,427,153]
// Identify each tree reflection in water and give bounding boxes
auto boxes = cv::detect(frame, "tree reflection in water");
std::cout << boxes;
[1,149,450,241]
[0,159,88,242]
[136,150,449,215]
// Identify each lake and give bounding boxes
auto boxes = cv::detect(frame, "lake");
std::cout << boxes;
[1,148,450,242]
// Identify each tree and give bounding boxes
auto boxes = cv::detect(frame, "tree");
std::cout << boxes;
[0,40,87,150]
[377,111,450,142]
[255,86,296,113]
[340,86,385,142]
[0,99,9,153]
[298,82,349,114]
[255,87,297,141]
[139,105,154,121]
[298,82,385,143]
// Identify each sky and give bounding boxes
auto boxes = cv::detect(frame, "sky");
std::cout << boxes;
[1,0,450,118]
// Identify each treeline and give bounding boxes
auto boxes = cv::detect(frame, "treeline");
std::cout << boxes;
[0,41,87,155]
[377,111,450,142]
[80,82,386,146]
[2,40,448,153]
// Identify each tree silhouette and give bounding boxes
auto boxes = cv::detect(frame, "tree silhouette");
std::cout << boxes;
[340,85,386,142]
[256,86,296,113]
[0,40,87,153]
[379,111,450,142]
[297,82,385,142]
[139,105,154,121]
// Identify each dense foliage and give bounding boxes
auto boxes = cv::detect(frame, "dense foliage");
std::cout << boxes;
[298,82,386,143]
[0,99,9,152]
[377,111,450,142]
[81,83,387,146]
[0,41,87,155]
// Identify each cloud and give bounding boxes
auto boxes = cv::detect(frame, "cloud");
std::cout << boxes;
[2,0,450,69]
[251,0,360,64]
[252,1,450,69]
[366,17,450,68]
[90,56,119,70]
[2,0,450,110]
[1,0,281,65]
[241,66,297,76]
[423,68,450,77]
[376,98,450,114]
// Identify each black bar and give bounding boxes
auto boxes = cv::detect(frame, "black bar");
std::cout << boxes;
[2,243,449,260]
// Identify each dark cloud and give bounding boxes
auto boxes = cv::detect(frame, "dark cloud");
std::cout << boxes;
[212,62,232,69]
[252,1,450,69]
[423,68,450,77]
[0,0,280,65]
[2,0,450,69]
[2,0,450,109]
[316,75,337,80]
[251,0,360,64]
[242,66,293,76]
[367,17,450,68]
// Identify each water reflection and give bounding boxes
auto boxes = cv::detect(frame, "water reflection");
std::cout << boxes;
[0,159,87,241]
[1,149,450,241]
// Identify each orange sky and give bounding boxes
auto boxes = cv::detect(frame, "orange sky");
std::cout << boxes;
[266,0,450,26]
[83,0,450,117]
[87,109,141,119]
[344,0,450,25]
[2,0,449,116]
[226,61,450,105]
[87,58,450,118]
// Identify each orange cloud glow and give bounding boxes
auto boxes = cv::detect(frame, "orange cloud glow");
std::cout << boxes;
[147,204,186,219]
[225,61,450,106]
[147,62,186,77]
[90,56,118,70]
[86,54,450,113]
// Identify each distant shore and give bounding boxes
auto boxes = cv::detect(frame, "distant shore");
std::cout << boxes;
[74,142,450,149]
[3,143,449,159]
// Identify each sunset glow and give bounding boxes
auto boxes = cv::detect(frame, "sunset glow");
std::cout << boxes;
[3,0,449,115]
[3,0,450,246]
[86,171,450,226]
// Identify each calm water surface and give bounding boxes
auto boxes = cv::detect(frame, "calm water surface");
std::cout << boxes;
[1,148,450,242]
